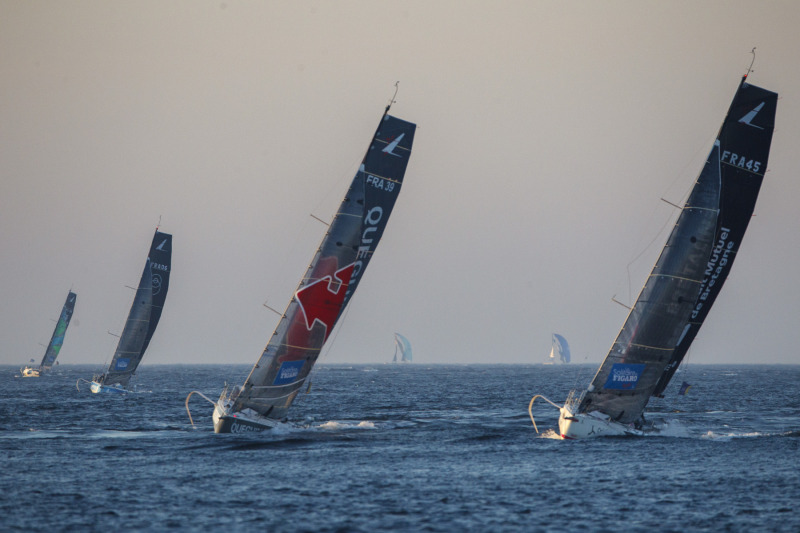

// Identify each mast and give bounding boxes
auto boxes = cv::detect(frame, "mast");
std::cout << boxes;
[39,291,77,370]
[651,76,778,396]
[576,78,777,423]
[102,230,172,387]
[230,105,416,421]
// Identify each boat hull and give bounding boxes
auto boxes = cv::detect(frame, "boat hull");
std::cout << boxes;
[558,408,642,439]
[213,403,279,434]
[90,381,126,394]
[21,367,41,378]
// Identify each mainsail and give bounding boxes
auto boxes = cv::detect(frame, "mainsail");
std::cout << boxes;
[549,333,569,364]
[574,77,777,427]
[205,106,416,432]
[100,230,172,388]
[528,75,778,439]
[24,290,77,376]
[394,333,412,363]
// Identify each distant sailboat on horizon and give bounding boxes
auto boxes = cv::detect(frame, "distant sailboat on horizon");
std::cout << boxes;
[545,333,569,365]
[529,70,778,439]
[20,290,77,378]
[392,333,412,363]
[186,99,416,433]
[79,229,172,393]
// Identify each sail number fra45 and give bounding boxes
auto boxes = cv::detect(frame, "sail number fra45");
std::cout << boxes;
[721,151,761,173]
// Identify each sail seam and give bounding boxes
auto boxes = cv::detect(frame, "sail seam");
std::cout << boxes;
[373,139,411,153]
[720,161,766,176]
[621,342,674,352]
[250,379,306,390]
[648,273,704,283]
[362,171,402,184]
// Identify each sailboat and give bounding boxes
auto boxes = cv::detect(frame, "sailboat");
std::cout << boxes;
[529,73,777,439]
[84,229,172,393]
[393,332,412,363]
[186,102,416,433]
[546,333,569,365]
[21,291,77,377]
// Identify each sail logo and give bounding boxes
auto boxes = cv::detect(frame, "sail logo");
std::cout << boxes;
[114,358,130,371]
[295,263,355,339]
[152,274,163,296]
[604,363,645,390]
[347,206,384,300]
[381,133,406,157]
[156,239,168,251]
[692,227,733,319]
[738,102,765,130]
[273,360,305,385]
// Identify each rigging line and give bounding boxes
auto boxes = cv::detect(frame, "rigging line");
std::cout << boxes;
[311,299,353,385]
[623,210,675,304]
[310,213,330,227]
[570,355,591,396]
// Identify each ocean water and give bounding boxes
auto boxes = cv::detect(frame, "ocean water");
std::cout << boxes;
[2,364,799,532]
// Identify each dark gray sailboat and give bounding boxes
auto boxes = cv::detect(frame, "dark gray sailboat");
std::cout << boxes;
[187,103,416,433]
[86,230,172,393]
[21,291,77,377]
[530,73,778,439]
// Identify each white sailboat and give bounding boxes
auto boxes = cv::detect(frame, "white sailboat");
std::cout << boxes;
[545,333,569,365]
[21,291,77,377]
[392,333,412,363]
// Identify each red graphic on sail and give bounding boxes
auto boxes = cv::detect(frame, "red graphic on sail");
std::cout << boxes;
[294,260,355,342]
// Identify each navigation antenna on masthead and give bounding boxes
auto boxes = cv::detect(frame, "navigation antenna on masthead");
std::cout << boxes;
[745,47,756,79]
[386,81,399,112]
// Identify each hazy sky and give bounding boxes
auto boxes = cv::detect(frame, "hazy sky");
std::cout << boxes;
[2,1,799,368]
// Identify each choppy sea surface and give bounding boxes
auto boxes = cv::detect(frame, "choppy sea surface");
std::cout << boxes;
[2,364,799,532]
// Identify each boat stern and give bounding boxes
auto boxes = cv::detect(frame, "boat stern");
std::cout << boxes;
[90,381,125,394]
